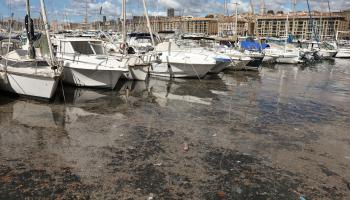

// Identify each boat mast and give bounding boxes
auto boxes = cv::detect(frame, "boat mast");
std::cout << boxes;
[232,1,239,37]
[142,0,155,46]
[114,0,118,31]
[25,0,35,59]
[327,0,336,40]
[39,0,55,64]
[292,0,296,36]
[306,0,319,42]
[121,0,126,54]
[85,0,88,29]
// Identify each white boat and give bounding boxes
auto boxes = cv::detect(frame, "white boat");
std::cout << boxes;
[0,49,61,99]
[102,32,154,81]
[150,42,216,78]
[56,37,128,89]
[335,48,350,58]
[264,43,303,64]
[308,41,338,59]
[0,0,62,99]
[218,48,254,70]
[175,47,232,74]
[209,54,232,73]
[319,49,338,59]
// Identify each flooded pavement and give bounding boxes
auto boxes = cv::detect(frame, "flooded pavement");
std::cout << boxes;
[0,59,350,199]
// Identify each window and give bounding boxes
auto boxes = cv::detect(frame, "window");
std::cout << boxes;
[90,42,104,55]
[71,41,94,54]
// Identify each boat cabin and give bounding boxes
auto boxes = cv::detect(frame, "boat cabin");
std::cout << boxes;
[57,38,105,56]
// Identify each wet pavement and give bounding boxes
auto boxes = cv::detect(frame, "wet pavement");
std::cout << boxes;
[0,59,350,199]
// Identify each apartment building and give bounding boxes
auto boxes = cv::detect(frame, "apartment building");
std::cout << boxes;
[217,15,248,36]
[256,11,347,40]
[150,16,218,35]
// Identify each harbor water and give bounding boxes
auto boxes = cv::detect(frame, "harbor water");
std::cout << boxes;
[0,60,349,199]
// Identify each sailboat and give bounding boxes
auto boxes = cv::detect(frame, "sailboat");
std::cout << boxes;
[117,0,154,81]
[0,0,62,99]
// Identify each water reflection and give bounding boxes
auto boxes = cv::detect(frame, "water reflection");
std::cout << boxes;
[12,101,64,128]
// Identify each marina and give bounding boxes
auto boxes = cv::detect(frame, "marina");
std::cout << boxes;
[0,0,350,199]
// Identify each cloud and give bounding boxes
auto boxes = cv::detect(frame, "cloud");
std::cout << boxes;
[5,0,26,6]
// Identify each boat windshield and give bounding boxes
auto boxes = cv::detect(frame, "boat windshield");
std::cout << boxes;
[70,41,94,55]
[90,42,105,55]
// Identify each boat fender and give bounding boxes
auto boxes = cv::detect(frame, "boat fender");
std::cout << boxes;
[120,43,127,50]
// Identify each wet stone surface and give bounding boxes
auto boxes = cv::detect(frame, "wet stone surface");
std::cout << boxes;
[0,59,350,199]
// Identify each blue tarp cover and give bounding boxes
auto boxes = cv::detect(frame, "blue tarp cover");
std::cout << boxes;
[240,41,269,51]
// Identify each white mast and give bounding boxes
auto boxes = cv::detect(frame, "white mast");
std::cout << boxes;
[292,0,296,35]
[249,0,254,15]
[233,1,239,36]
[142,0,155,46]
[260,0,266,15]
[121,0,126,54]
[39,0,55,63]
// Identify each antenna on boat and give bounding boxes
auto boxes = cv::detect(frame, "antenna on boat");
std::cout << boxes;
[121,0,127,55]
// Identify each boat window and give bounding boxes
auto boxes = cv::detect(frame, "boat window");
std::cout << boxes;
[70,41,94,54]
[90,42,104,55]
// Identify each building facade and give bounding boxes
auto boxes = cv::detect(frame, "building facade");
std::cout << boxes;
[217,16,248,36]
[150,16,218,35]
[256,12,348,40]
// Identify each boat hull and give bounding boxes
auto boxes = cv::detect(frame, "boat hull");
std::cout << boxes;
[335,49,350,58]
[319,50,338,59]
[63,67,123,89]
[150,62,213,78]
[0,71,59,99]
[276,56,302,64]
[124,66,149,81]
[209,61,231,74]
[227,60,251,70]
[245,56,264,70]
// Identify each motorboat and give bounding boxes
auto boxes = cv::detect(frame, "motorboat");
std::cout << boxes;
[150,42,216,78]
[0,49,62,99]
[55,37,128,89]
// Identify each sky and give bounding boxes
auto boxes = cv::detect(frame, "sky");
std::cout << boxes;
[0,0,349,22]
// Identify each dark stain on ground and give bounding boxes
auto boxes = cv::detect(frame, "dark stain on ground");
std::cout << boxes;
[0,165,93,199]
[202,148,301,200]
[105,125,175,167]
[319,164,339,177]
